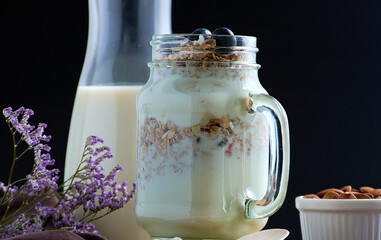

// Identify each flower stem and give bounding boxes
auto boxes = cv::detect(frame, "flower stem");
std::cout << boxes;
[88,209,115,223]
[55,145,89,207]
[0,122,17,208]
[7,123,18,186]
[15,147,32,161]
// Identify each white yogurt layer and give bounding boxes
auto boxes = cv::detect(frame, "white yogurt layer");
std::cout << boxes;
[138,66,267,126]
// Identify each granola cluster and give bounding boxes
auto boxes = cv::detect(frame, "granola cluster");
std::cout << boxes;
[201,114,234,137]
[158,39,245,63]
[139,114,237,152]
[141,118,192,151]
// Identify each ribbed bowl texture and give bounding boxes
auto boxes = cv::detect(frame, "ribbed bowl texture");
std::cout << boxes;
[296,196,381,240]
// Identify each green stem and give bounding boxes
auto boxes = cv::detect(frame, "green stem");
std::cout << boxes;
[9,177,29,186]
[55,146,89,206]
[80,210,98,223]
[0,122,17,208]
[15,136,23,148]
[0,184,33,224]
[0,177,28,208]
[87,209,115,223]
[0,190,56,226]
[15,147,32,161]
[1,205,12,223]
[7,124,18,186]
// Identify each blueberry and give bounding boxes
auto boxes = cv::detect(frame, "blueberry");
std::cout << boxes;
[192,28,212,35]
[212,27,236,53]
[188,28,212,41]
[217,137,228,147]
[212,27,234,36]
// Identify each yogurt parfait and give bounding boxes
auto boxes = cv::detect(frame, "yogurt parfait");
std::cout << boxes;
[135,28,290,240]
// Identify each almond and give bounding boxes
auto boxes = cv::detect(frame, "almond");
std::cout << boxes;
[304,194,320,199]
[304,186,381,200]
[360,186,374,193]
[317,188,344,198]
[341,185,352,192]
[322,191,340,199]
[352,192,371,199]
[339,192,356,199]
[371,189,381,197]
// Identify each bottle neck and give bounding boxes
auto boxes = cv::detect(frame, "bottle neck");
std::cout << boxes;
[80,0,172,86]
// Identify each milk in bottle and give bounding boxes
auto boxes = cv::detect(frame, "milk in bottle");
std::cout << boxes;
[64,1,171,239]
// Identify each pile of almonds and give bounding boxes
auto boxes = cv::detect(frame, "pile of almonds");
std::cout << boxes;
[304,186,381,199]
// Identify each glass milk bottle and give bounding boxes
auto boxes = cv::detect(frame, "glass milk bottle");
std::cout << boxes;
[136,31,290,240]
[64,1,171,240]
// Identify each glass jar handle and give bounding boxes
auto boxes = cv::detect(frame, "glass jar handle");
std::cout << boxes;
[244,93,290,219]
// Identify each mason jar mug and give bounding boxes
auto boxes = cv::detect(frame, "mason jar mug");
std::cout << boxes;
[135,32,290,240]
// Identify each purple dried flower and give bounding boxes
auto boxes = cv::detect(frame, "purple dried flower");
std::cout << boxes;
[22,145,59,197]
[1,108,134,237]
[3,107,51,148]
[65,135,135,223]
[86,136,104,146]
[1,213,43,238]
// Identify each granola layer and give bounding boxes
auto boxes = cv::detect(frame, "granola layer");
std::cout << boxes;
[137,114,261,181]
[155,38,256,67]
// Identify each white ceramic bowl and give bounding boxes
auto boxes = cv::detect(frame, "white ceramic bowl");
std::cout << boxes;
[295,196,381,240]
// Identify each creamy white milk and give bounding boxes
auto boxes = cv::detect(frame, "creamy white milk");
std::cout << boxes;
[136,67,270,239]
[65,85,149,240]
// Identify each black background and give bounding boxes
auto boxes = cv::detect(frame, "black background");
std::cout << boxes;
[2,1,381,239]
